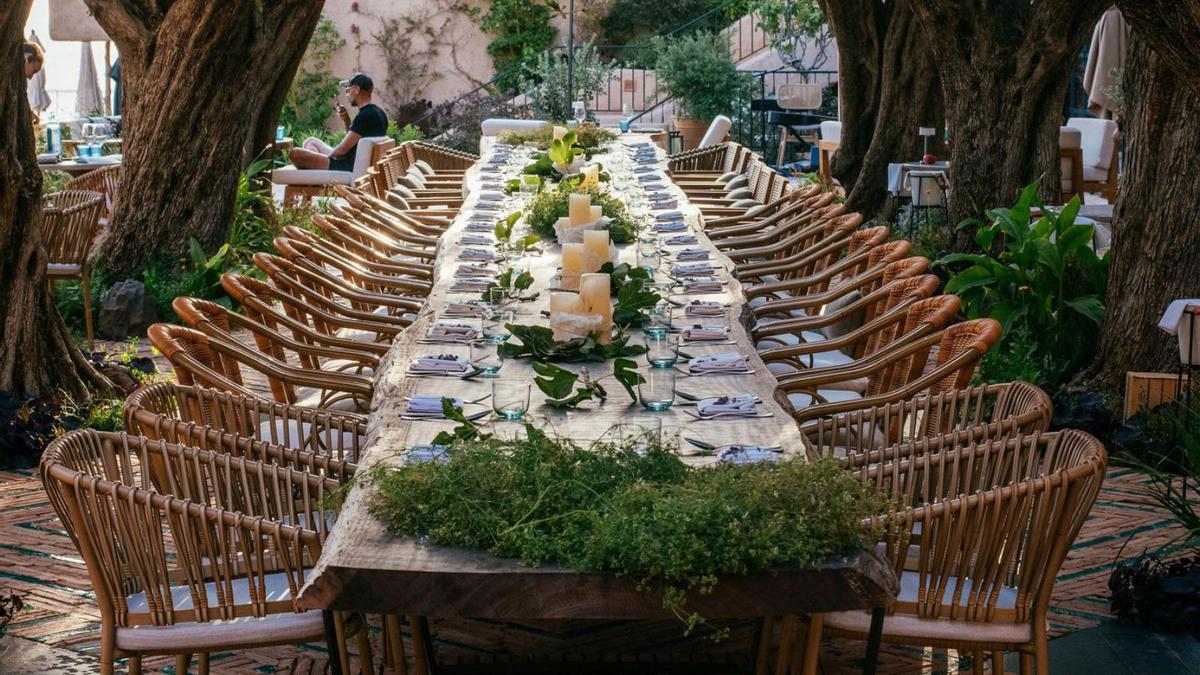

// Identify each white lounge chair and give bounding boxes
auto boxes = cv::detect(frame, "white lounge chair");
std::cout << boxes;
[273,136,394,204]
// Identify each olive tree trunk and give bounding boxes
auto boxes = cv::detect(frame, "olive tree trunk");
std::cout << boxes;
[906,0,1108,248]
[820,0,942,219]
[1083,8,1200,388]
[83,0,324,277]
[0,0,110,401]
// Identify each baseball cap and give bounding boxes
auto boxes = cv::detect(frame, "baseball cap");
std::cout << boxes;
[339,73,374,92]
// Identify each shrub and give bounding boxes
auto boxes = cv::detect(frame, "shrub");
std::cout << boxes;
[939,184,1109,389]
[498,124,617,150]
[519,44,615,122]
[481,0,558,94]
[525,185,638,244]
[652,32,752,122]
[433,91,532,154]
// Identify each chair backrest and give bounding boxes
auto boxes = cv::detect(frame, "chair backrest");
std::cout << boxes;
[863,429,1107,625]
[777,83,823,111]
[351,136,393,177]
[481,118,548,136]
[252,252,410,335]
[819,121,842,144]
[866,295,962,397]
[41,429,333,629]
[699,115,733,148]
[42,190,104,267]
[124,381,364,470]
[65,165,120,223]
[1059,126,1083,199]
[401,140,479,169]
[1066,117,1118,171]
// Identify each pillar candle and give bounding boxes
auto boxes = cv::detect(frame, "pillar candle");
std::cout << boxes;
[589,205,604,222]
[579,273,614,344]
[583,229,610,272]
[553,125,568,141]
[568,193,592,226]
[561,243,584,290]
[549,292,582,314]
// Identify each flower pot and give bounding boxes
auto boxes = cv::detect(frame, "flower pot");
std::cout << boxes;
[673,115,710,152]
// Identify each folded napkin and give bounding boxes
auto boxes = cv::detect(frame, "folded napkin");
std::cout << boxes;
[685,300,725,317]
[427,322,479,341]
[634,166,657,174]
[457,263,498,277]
[648,191,675,200]
[638,174,663,183]
[718,446,780,465]
[681,278,724,294]
[444,301,489,317]
[654,210,683,222]
[466,222,496,232]
[478,166,500,173]
[477,191,505,203]
[655,221,688,233]
[644,184,670,193]
[666,234,699,246]
[449,279,491,293]
[1158,299,1200,334]
[405,444,451,465]
[410,354,469,373]
[460,234,494,246]
[37,153,61,163]
[675,248,709,261]
[672,262,715,276]
[682,324,728,341]
[698,395,757,416]
[459,248,497,262]
[472,205,500,214]
[689,352,748,374]
[406,395,464,415]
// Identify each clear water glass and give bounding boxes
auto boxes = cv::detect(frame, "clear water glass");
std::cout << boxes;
[572,100,587,125]
[614,415,662,451]
[645,332,679,368]
[638,367,676,411]
[642,299,671,337]
[471,340,503,377]
[493,381,530,420]
[638,242,660,274]
[485,309,514,342]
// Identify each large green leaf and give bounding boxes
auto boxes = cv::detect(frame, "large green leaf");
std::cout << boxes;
[1064,296,1105,325]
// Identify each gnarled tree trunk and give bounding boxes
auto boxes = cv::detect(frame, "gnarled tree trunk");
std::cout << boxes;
[84,0,324,277]
[1083,15,1200,389]
[906,0,1108,248]
[1,0,109,401]
[821,0,942,219]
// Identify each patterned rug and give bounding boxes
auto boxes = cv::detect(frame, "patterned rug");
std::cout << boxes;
[0,464,1181,674]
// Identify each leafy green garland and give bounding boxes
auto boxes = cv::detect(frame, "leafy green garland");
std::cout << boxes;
[498,325,647,362]
[498,124,617,150]
[367,431,883,633]
[524,188,637,244]
[533,359,643,408]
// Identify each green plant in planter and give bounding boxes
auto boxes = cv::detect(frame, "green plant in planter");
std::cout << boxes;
[519,43,614,121]
[938,183,1109,388]
[652,32,752,124]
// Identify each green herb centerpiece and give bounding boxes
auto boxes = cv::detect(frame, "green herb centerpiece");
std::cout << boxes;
[526,185,637,244]
[367,429,883,633]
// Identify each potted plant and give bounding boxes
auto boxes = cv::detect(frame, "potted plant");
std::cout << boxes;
[653,32,751,151]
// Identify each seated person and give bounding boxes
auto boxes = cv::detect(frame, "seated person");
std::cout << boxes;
[290,73,388,172]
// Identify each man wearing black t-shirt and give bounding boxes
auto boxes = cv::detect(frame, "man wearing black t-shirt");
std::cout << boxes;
[290,73,389,171]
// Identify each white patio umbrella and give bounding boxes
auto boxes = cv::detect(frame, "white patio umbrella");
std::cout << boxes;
[26,31,50,114]
[76,41,103,116]
[1083,7,1128,120]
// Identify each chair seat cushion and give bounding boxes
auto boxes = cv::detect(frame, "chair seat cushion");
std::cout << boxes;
[273,166,354,186]
[787,388,863,410]
[731,198,761,209]
[412,159,435,176]
[257,418,363,453]
[296,386,366,413]
[47,263,82,275]
[1082,165,1109,182]
[764,349,855,376]
[322,358,374,377]
[117,572,324,651]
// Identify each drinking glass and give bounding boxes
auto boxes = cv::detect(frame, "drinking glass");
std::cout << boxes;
[614,415,663,451]
[642,299,672,337]
[619,104,633,134]
[572,101,587,126]
[493,381,530,420]
[485,286,508,312]
[484,309,514,342]
[638,367,676,411]
[471,340,503,377]
[276,125,286,142]
[645,332,679,368]
[638,242,660,274]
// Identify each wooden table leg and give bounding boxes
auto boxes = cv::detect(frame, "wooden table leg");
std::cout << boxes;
[863,607,885,675]
[323,610,344,675]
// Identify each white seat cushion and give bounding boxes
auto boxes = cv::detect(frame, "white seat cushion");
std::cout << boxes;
[726,188,753,200]
[272,166,354,186]
[1082,165,1109,182]
[47,263,82,275]
[788,388,863,410]
[322,357,374,377]
[257,418,363,453]
[820,121,841,144]
[725,176,749,191]
[412,159,435,176]
[296,386,366,413]
[718,171,741,183]
[731,198,761,209]
[117,573,324,651]
[1067,117,1118,171]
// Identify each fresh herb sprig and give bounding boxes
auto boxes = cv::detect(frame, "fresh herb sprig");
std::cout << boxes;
[498,325,647,362]
[480,268,535,302]
[533,359,644,409]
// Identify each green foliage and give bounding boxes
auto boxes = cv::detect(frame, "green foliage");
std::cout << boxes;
[280,17,345,132]
[597,0,746,50]
[368,432,881,630]
[613,277,662,328]
[938,184,1109,388]
[499,325,648,362]
[519,44,614,121]
[480,267,535,301]
[435,92,532,154]
[79,398,125,432]
[524,186,638,244]
[1117,398,1200,549]
[481,0,559,93]
[388,122,425,144]
[532,358,642,408]
[40,171,70,196]
[227,159,275,269]
[652,32,752,122]
[498,125,616,150]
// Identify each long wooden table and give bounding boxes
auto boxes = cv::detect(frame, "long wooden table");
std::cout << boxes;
[298,136,897,673]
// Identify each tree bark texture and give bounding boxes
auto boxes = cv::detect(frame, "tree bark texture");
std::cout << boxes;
[1084,35,1200,388]
[83,0,324,277]
[1115,1,1200,98]
[821,0,942,219]
[1,0,110,400]
[905,0,1108,248]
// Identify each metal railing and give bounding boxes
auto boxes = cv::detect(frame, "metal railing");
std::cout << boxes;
[732,68,838,166]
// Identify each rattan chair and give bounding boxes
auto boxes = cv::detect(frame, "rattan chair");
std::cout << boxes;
[43,190,105,350]
[40,429,371,675]
[801,429,1108,675]
[278,228,434,296]
[64,164,120,229]
[271,238,428,318]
